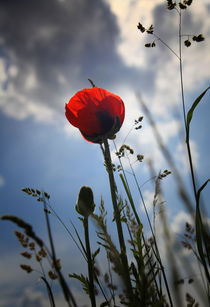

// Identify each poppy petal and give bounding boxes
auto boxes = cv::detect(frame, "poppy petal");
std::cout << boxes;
[65,87,125,141]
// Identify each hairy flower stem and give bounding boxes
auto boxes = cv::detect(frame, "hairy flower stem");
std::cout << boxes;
[102,139,134,305]
[83,217,96,307]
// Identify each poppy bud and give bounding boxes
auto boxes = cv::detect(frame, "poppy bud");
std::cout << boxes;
[76,186,95,217]
[65,87,125,143]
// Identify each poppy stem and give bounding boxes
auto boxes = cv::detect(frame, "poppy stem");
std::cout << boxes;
[83,216,96,307]
[101,138,134,305]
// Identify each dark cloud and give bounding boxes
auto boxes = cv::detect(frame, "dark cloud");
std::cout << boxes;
[0,0,150,119]
[1,0,208,122]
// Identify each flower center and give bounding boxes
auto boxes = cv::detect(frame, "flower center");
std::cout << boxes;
[96,110,114,134]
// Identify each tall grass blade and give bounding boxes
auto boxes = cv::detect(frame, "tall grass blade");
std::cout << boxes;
[186,86,210,142]
[70,220,87,260]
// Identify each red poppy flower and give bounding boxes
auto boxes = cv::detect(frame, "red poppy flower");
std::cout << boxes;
[65,87,125,143]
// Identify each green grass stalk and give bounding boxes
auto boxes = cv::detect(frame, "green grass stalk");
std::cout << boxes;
[83,217,96,307]
[43,195,78,307]
[40,276,56,307]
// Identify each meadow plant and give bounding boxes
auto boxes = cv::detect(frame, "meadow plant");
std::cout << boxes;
[1,1,209,306]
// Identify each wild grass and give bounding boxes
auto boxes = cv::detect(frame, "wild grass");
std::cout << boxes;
[1,1,209,306]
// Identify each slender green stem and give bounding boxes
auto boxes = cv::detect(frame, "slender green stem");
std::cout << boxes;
[83,217,96,307]
[178,10,187,128]
[45,203,86,260]
[40,276,56,307]
[94,274,110,306]
[127,155,174,307]
[115,142,173,306]
[178,11,210,303]
[43,196,77,307]
[101,139,134,305]
[140,98,193,212]
[186,142,197,199]
[178,9,197,199]
[153,33,180,60]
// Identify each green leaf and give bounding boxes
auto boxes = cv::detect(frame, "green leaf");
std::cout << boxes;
[186,86,210,142]
[120,216,127,223]
[196,179,210,203]
[68,273,90,294]
[92,247,100,261]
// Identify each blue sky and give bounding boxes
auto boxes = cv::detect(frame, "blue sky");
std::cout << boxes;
[0,0,210,306]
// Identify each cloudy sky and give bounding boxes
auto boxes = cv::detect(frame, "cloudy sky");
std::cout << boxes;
[0,0,210,306]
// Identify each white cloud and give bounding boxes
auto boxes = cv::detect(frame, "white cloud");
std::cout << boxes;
[63,122,81,139]
[171,210,210,237]
[0,79,60,123]
[0,55,64,123]
[170,211,193,235]
[8,64,18,77]
[25,71,38,90]
[0,58,7,84]
[17,287,48,307]
[141,189,154,213]
[106,0,157,68]
[0,286,82,307]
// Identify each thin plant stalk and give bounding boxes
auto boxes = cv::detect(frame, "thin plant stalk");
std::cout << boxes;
[178,9,197,199]
[71,220,109,305]
[41,276,56,307]
[83,216,96,307]
[43,196,78,307]
[153,33,180,60]
[128,155,174,306]
[140,97,193,213]
[113,141,173,305]
[119,162,173,305]
[178,10,210,292]
[101,138,134,305]
[107,254,116,306]
[94,274,110,306]
[44,202,86,260]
